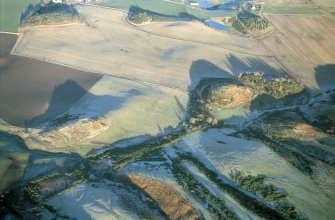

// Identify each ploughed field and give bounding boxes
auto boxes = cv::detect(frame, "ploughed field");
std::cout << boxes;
[260,14,335,91]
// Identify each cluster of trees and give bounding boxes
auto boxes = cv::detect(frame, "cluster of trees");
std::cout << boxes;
[238,72,305,99]
[237,11,270,31]
[229,16,247,34]
[90,130,188,172]
[128,12,170,24]
[171,157,238,220]
[22,3,81,26]
[228,11,270,34]
[24,164,87,203]
[228,169,292,202]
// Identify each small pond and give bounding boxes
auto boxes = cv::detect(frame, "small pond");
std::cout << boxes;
[205,20,229,31]
[198,0,214,9]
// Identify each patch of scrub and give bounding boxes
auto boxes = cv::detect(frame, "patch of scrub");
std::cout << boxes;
[176,128,335,219]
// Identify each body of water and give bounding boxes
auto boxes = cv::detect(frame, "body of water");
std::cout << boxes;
[205,20,229,31]
[198,0,214,9]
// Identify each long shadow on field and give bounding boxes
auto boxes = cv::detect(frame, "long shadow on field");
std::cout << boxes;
[188,59,233,90]
[314,64,335,91]
[29,80,141,128]
[224,54,286,76]
[0,33,103,128]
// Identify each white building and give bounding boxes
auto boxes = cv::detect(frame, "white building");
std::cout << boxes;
[52,0,63,3]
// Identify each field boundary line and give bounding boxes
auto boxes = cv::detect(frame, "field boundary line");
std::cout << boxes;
[10,50,190,93]
[0,31,19,35]
[10,32,25,54]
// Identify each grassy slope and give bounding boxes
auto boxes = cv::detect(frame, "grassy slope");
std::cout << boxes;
[0,0,40,32]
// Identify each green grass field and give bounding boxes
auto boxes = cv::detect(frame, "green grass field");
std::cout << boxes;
[0,0,40,32]
[98,0,235,19]
[262,6,323,14]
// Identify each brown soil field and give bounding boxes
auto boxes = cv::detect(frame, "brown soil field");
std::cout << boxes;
[12,5,284,92]
[0,33,102,127]
[127,174,203,220]
[259,15,335,91]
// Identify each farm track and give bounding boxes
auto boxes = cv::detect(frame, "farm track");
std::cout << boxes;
[124,16,275,58]
[82,3,273,58]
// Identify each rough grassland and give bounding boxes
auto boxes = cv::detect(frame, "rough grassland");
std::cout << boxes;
[260,14,335,91]
[0,0,40,32]
[12,5,283,92]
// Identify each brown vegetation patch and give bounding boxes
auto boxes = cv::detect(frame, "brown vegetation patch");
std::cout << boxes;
[127,174,203,220]
[292,123,327,140]
[207,85,254,109]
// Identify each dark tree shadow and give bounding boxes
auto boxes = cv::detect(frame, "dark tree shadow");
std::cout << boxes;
[29,80,141,128]
[0,131,81,192]
[188,59,233,90]
[314,64,335,91]
[0,34,103,128]
[225,54,286,76]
